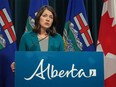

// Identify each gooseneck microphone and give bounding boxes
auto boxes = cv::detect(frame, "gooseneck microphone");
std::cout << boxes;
[29,30,50,51]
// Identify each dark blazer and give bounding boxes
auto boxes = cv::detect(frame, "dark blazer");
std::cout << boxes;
[19,31,64,51]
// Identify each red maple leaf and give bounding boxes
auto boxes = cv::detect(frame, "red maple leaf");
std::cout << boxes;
[98,11,116,55]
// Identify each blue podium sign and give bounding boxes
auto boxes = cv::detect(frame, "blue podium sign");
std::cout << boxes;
[15,52,104,87]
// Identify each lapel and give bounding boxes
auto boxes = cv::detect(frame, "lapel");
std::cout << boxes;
[30,32,41,51]
[48,36,51,51]
[48,35,54,51]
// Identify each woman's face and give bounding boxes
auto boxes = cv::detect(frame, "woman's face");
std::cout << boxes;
[39,9,53,30]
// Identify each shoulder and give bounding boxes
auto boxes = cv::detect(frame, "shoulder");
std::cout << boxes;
[54,33,62,38]
[51,33,63,41]
[22,31,36,38]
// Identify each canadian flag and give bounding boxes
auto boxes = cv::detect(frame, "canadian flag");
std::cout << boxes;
[97,0,116,87]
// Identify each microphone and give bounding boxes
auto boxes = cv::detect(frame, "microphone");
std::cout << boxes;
[29,30,50,51]
[46,29,50,35]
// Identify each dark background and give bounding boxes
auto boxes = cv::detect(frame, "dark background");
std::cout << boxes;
[9,0,103,50]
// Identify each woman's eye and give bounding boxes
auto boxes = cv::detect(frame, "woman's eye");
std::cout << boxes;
[50,16,53,19]
[42,14,47,17]
[42,14,53,19]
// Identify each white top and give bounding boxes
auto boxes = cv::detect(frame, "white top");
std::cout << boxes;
[39,37,48,51]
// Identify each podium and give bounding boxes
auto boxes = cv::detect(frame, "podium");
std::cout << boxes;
[15,52,104,87]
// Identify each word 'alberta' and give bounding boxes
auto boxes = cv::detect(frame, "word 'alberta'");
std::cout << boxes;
[24,59,96,80]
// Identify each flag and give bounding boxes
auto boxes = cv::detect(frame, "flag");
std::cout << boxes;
[0,0,17,87]
[26,0,48,31]
[63,0,95,51]
[97,0,116,87]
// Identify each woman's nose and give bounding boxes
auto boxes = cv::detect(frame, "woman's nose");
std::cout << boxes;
[46,17,50,21]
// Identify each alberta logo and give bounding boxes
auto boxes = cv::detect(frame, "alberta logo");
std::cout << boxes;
[0,34,6,50]
[24,59,97,80]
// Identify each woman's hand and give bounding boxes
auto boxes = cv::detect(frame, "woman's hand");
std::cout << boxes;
[11,62,15,72]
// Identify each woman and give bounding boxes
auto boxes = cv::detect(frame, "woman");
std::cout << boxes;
[11,5,64,72]
[19,5,64,51]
